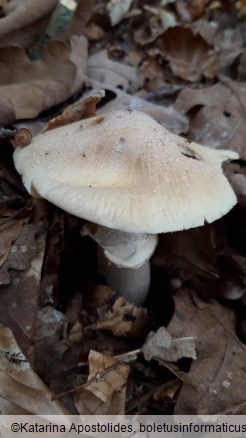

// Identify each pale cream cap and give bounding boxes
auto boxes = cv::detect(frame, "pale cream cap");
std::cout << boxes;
[14,110,238,233]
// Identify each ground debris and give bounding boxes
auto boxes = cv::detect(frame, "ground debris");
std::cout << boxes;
[0,0,245,417]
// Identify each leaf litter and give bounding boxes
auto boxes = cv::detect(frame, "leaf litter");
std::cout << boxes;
[0,0,245,417]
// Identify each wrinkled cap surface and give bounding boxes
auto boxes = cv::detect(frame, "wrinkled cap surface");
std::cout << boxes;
[14,110,238,233]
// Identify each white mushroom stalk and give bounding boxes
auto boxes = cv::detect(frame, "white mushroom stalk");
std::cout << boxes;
[82,223,158,305]
[13,106,239,306]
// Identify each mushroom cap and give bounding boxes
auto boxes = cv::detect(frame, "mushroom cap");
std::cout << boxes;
[14,110,238,233]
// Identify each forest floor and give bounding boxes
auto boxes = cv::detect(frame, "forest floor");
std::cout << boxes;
[0,0,245,416]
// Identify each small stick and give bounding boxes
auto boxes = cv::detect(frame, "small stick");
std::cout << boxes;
[0,128,17,140]
[126,379,179,413]
[52,362,121,400]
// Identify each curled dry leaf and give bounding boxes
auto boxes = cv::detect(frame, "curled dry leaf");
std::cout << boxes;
[87,297,150,337]
[74,350,129,415]
[174,78,246,159]
[45,89,105,131]
[0,0,57,39]
[0,36,87,125]
[0,326,68,414]
[148,26,219,82]
[142,327,197,362]
[87,50,144,93]
[168,289,246,415]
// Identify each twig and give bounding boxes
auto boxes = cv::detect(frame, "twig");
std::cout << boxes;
[0,128,17,141]
[28,0,77,60]
[52,362,121,400]
[154,357,199,390]
[0,348,28,364]
[126,379,179,413]
[113,348,141,362]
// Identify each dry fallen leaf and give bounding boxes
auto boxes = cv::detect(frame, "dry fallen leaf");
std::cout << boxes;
[0,16,48,49]
[133,5,176,46]
[0,326,68,414]
[148,26,219,82]
[45,89,105,131]
[152,224,218,284]
[215,26,244,69]
[140,56,163,81]
[0,0,57,40]
[176,325,246,415]
[0,222,41,285]
[142,327,197,362]
[236,0,246,17]
[174,78,246,159]
[0,218,27,270]
[87,297,150,337]
[168,288,246,414]
[84,350,129,403]
[84,284,114,312]
[74,350,129,415]
[61,0,97,39]
[154,380,181,402]
[0,0,244,418]
[87,50,144,93]
[182,0,208,20]
[34,306,68,371]
[0,36,87,125]
[0,229,45,357]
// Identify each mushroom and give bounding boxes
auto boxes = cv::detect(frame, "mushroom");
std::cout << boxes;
[13,109,238,305]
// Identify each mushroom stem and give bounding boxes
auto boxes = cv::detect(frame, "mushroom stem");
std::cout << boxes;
[82,223,158,305]
[98,248,151,306]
